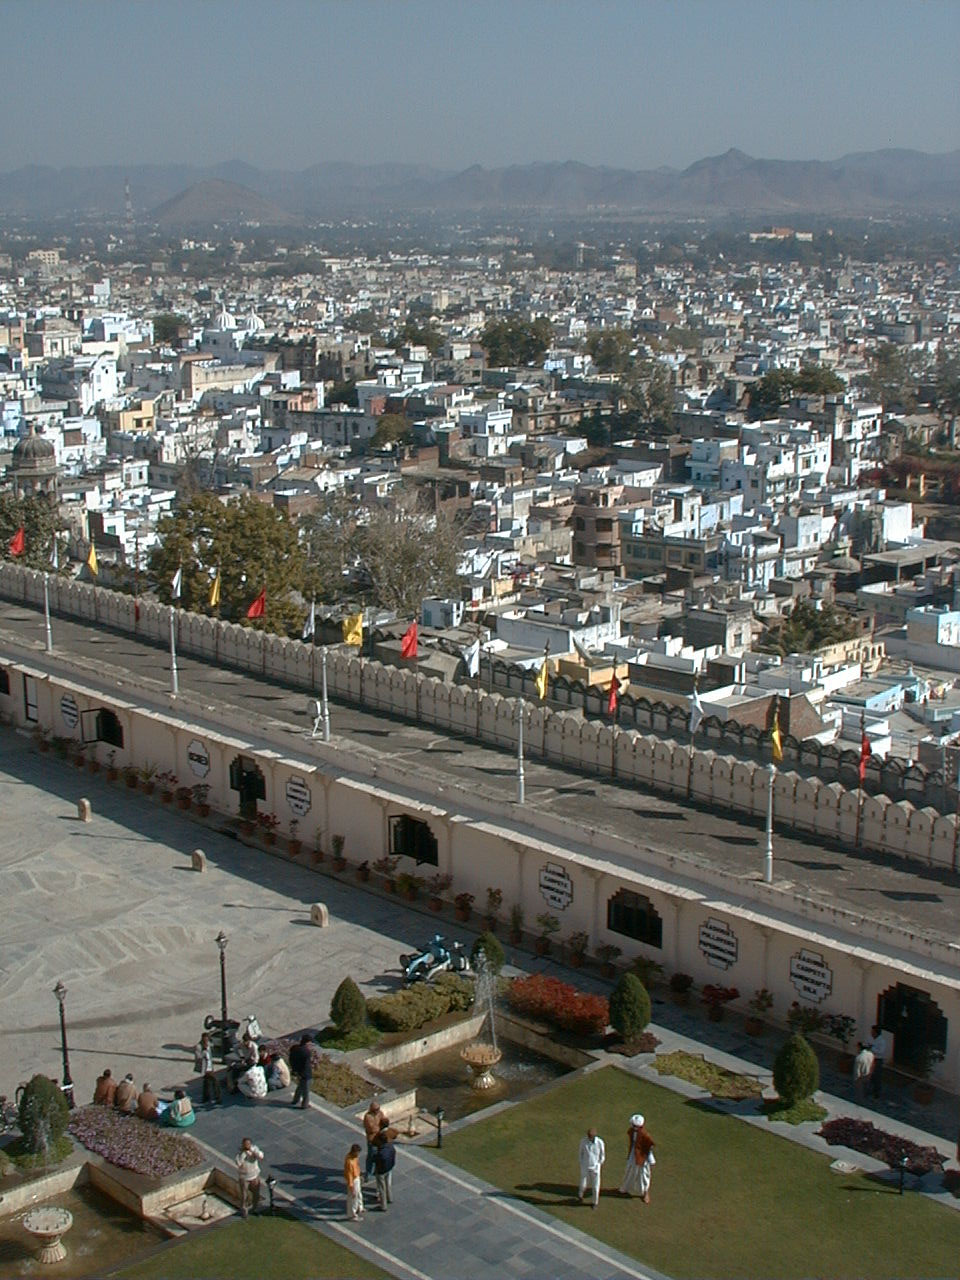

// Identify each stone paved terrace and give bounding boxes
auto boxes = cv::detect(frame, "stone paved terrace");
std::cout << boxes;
[2,602,960,956]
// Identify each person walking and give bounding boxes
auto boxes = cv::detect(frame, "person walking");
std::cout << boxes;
[868,1024,890,1099]
[236,1137,264,1218]
[619,1114,655,1203]
[344,1143,365,1221]
[289,1034,313,1109]
[853,1042,875,1100]
[195,1032,221,1105]
[374,1131,396,1211]
[578,1127,605,1208]
[363,1100,384,1181]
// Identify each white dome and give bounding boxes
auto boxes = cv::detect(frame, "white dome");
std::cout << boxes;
[245,310,264,332]
[215,303,236,331]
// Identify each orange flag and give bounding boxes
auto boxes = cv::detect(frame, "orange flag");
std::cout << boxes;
[400,620,418,659]
[8,526,24,557]
[246,589,266,619]
[607,675,621,717]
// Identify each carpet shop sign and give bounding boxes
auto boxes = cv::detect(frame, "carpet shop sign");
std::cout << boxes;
[698,917,739,970]
[539,863,573,911]
[790,949,833,1003]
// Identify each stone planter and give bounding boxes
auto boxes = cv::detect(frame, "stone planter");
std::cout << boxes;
[455,908,471,922]
[288,838,302,857]
[745,1017,764,1036]
[914,1081,935,1106]
[535,938,551,957]
[333,856,347,873]
[429,896,444,913]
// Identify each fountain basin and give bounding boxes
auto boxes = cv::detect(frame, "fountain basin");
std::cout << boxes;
[22,1206,72,1264]
[460,1042,503,1090]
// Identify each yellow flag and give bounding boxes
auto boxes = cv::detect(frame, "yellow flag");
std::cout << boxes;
[86,542,98,577]
[208,571,221,608]
[342,611,363,646]
[770,704,783,763]
[534,657,549,701]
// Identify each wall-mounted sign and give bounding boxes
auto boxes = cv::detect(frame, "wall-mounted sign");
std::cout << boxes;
[187,739,210,778]
[539,863,573,911]
[698,917,739,970]
[60,695,79,730]
[286,775,312,817]
[790,949,833,1004]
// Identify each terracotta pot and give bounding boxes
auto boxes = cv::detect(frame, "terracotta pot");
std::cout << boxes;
[913,1082,935,1105]
[87,758,100,773]
[125,774,138,788]
[177,797,191,811]
[535,938,551,956]
[385,880,396,894]
[429,897,444,912]
[568,953,584,968]
[198,803,211,817]
[264,832,276,846]
[161,790,173,804]
[38,740,50,753]
[288,838,302,857]
[240,820,255,835]
[745,1017,764,1036]
[403,889,418,902]
[313,849,324,863]
[482,916,497,933]
[357,868,370,883]
[707,1005,724,1022]
[106,765,118,779]
[141,780,155,795]
[455,908,470,922]
[333,856,347,872]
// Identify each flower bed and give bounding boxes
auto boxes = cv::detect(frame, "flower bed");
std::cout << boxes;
[654,1050,763,1100]
[366,973,474,1033]
[262,1038,375,1107]
[507,974,609,1037]
[818,1118,947,1177]
[68,1107,203,1178]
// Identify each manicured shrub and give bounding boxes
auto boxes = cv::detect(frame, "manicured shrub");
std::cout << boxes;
[470,931,505,975]
[507,974,609,1036]
[773,1033,819,1105]
[18,1074,69,1155]
[367,974,474,1032]
[609,973,651,1040]
[432,972,475,1011]
[330,976,367,1033]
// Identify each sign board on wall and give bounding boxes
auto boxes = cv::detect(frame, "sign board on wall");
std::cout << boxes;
[790,949,833,1003]
[539,863,573,911]
[186,739,210,778]
[60,695,79,730]
[285,776,312,817]
[698,917,739,970]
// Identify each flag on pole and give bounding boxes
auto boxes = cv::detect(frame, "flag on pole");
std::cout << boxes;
[86,542,99,577]
[208,571,221,608]
[302,599,316,641]
[607,674,621,717]
[770,700,783,763]
[400,621,418,660]
[171,567,182,600]
[534,656,549,701]
[858,716,872,783]
[462,638,481,678]
[689,687,704,735]
[246,588,266,619]
[8,526,24,557]
[342,611,363,646]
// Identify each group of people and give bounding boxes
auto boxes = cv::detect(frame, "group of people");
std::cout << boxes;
[577,1114,656,1208]
[853,1025,890,1099]
[93,1068,195,1128]
[194,1029,296,1104]
[344,1100,399,1220]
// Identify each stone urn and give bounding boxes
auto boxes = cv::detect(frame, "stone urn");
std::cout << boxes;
[460,1042,503,1091]
[22,1206,73,1264]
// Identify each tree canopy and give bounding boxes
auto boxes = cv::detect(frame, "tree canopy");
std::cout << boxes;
[758,600,859,656]
[371,412,413,450]
[152,312,188,345]
[585,329,633,375]
[0,493,62,571]
[396,317,443,356]
[748,365,845,420]
[480,316,552,368]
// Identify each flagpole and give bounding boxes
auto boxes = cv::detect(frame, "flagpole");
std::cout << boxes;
[516,698,525,805]
[43,571,52,653]
[169,605,179,697]
[541,641,549,758]
[764,763,775,884]
[320,645,331,742]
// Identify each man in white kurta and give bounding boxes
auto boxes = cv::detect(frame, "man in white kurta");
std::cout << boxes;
[578,1128,606,1207]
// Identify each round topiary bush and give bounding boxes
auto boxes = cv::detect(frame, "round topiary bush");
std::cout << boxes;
[773,1033,820,1105]
[609,973,651,1041]
[470,931,505,976]
[18,1074,69,1155]
[330,976,367,1034]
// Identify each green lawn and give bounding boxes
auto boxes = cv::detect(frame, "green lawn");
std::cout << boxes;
[438,1065,960,1280]
[116,1213,387,1280]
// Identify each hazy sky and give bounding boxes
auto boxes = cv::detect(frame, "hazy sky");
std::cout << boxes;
[5,0,958,172]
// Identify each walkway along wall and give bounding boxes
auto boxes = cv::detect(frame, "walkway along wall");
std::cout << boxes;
[3,654,959,1090]
[0,563,958,874]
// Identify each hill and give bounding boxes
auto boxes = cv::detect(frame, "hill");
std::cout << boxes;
[150,179,294,226]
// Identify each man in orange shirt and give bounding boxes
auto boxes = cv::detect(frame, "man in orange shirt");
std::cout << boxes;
[93,1068,116,1106]
[344,1143,364,1221]
[619,1113,656,1203]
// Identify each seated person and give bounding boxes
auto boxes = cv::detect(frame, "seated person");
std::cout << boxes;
[114,1073,137,1113]
[267,1054,291,1091]
[93,1068,116,1106]
[237,1062,268,1100]
[164,1088,196,1127]
[137,1083,160,1121]
[227,1034,260,1093]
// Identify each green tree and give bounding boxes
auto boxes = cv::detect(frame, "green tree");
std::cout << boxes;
[585,329,633,375]
[758,600,859,656]
[326,379,358,408]
[609,973,651,1040]
[330,977,367,1034]
[481,316,552,367]
[748,365,844,421]
[396,318,443,355]
[148,493,307,633]
[371,413,413,450]
[470,931,505,976]
[772,1033,819,1105]
[300,491,361,604]
[862,344,918,412]
[18,1074,69,1155]
[0,494,61,571]
[152,312,187,345]
[356,490,462,617]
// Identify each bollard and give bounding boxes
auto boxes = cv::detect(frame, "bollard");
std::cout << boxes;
[78,798,91,823]
[191,849,206,873]
[309,902,329,927]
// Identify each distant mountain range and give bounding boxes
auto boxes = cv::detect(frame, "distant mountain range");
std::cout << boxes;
[1,149,958,222]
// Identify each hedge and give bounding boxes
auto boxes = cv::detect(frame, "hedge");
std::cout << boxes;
[507,974,609,1036]
[367,973,474,1032]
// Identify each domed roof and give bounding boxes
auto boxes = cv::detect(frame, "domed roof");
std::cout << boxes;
[214,302,236,331]
[12,428,56,465]
[244,309,264,332]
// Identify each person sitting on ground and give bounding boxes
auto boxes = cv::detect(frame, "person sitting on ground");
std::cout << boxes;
[93,1068,116,1106]
[237,1060,268,1100]
[227,1033,260,1093]
[165,1088,196,1128]
[114,1073,137,1113]
[137,1083,160,1121]
[267,1053,291,1091]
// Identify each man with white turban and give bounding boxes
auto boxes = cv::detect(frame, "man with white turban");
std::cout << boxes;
[619,1113,655,1202]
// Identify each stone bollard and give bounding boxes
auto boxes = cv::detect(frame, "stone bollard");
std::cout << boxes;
[191,849,206,873]
[309,902,329,927]
[78,798,91,823]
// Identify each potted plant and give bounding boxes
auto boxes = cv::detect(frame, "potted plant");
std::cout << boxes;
[535,912,560,956]
[175,785,192,811]
[702,984,739,1022]
[397,871,424,902]
[138,763,158,795]
[565,930,589,968]
[313,834,325,863]
[509,903,524,945]
[374,854,400,892]
[123,763,139,789]
[786,1001,824,1037]
[822,1013,857,1069]
[913,1045,945,1105]
[287,819,302,857]
[454,892,475,922]
[35,728,51,753]
[746,987,773,1035]
[257,812,280,845]
[482,886,503,931]
[158,771,177,803]
[50,734,70,760]
[597,942,623,977]
[87,751,101,774]
[331,833,347,871]
[356,859,371,883]
[192,783,211,816]
[105,749,117,780]
[669,972,693,1006]
[74,743,88,770]
[632,955,662,989]
[427,872,452,911]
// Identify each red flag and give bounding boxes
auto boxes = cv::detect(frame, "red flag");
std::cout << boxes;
[8,526,24,557]
[858,724,872,782]
[134,598,141,623]
[400,620,418,660]
[246,589,266,619]
[607,674,621,717]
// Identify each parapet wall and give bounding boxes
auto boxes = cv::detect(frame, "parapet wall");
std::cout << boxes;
[1,563,957,874]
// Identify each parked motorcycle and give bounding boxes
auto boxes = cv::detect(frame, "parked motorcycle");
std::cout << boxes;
[399,934,469,984]
[203,1012,262,1056]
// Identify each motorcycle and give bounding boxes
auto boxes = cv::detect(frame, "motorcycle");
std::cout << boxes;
[399,934,469,985]
[203,1012,262,1057]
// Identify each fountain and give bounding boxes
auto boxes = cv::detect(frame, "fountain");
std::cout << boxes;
[21,1206,73,1264]
[460,954,503,1090]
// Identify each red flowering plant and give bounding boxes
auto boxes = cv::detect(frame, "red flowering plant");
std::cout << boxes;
[702,984,739,1009]
[507,974,609,1036]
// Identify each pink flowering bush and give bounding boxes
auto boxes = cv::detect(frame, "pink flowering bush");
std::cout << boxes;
[68,1106,203,1178]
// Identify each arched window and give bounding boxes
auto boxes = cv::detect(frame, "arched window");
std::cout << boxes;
[607,889,662,948]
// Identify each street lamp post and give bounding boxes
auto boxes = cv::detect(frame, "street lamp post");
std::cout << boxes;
[764,764,776,885]
[435,1106,445,1149]
[52,981,74,1109]
[320,646,331,743]
[43,572,53,653]
[216,931,229,1061]
[516,699,525,805]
